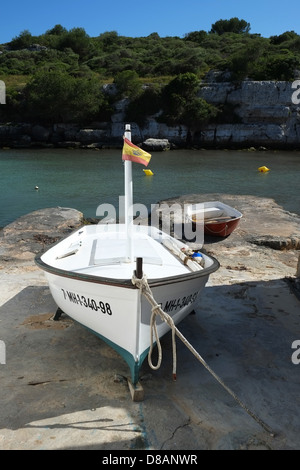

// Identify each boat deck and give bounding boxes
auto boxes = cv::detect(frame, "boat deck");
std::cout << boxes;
[42,224,193,280]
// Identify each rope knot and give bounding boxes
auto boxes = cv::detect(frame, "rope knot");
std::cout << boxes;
[151,304,162,318]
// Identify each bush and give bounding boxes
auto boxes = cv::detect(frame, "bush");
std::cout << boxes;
[113,70,142,99]
[253,50,299,80]
[159,73,218,129]
[24,70,112,123]
[2,21,300,125]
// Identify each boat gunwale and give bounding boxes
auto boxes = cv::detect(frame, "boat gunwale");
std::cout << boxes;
[187,201,243,222]
[34,253,220,289]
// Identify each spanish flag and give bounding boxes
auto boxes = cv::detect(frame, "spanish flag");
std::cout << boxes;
[122,137,152,167]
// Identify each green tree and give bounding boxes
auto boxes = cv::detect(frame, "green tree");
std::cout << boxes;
[270,30,299,45]
[10,30,33,50]
[46,24,68,36]
[0,86,24,121]
[24,70,110,123]
[113,70,142,99]
[182,97,219,129]
[58,27,93,59]
[184,30,208,44]
[68,76,112,122]
[24,70,74,122]
[253,50,299,80]
[229,41,267,80]
[161,72,201,122]
[160,73,218,134]
[97,31,119,51]
[210,18,250,35]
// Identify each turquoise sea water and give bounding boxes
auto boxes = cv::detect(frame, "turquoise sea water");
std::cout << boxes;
[0,147,300,228]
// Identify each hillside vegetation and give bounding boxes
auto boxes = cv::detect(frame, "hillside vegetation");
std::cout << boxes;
[0,18,299,127]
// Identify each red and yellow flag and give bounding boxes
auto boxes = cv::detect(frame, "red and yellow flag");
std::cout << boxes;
[122,137,151,167]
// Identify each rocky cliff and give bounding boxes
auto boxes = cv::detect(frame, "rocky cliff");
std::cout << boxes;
[0,80,299,149]
[197,80,300,148]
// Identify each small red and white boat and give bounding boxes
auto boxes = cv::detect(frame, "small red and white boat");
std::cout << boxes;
[187,201,243,238]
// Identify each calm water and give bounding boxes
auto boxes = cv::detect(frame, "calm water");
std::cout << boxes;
[1,147,300,228]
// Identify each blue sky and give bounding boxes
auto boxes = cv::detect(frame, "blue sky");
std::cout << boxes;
[1,0,299,44]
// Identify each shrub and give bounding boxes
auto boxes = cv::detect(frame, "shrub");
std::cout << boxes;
[23,70,111,123]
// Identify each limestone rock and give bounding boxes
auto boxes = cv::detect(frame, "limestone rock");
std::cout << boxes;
[198,81,300,147]
[0,80,299,149]
[32,125,50,142]
[142,138,170,151]
[0,207,83,262]
[76,129,106,143]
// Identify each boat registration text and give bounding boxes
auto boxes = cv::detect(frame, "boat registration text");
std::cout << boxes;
[163,291,198,313]
[61,289,112,315]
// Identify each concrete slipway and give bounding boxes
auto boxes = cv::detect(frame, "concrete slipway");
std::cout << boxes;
[0,194,300,451]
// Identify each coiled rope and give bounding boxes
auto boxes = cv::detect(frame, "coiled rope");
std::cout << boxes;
[132,273,275,437]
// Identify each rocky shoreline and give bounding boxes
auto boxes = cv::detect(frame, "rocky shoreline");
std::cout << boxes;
[0,81,300,151]
[1,121,299,151]
[1,194,299,283]
[1,193,299,299]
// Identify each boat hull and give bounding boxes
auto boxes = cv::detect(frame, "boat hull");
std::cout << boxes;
[35,224,219,384]
[187,201,243,238]
[44,270,208,383]
[204,217,241,237]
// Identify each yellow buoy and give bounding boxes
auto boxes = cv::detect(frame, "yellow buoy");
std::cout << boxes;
[258,166,270,172]
[143,169,153,176]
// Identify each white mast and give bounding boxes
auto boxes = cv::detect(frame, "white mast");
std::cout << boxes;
[124,124,134,262]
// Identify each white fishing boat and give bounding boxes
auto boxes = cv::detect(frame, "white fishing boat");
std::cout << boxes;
[35,125,219,386]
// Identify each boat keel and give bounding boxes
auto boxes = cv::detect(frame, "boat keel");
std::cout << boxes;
[53,307,64,321]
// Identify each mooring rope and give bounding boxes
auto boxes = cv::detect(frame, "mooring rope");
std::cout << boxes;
[132,273,275,437]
